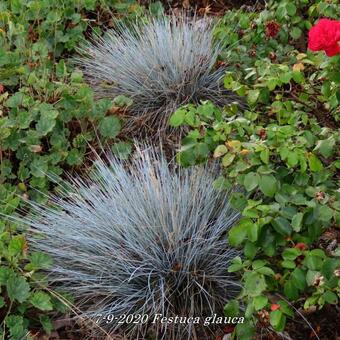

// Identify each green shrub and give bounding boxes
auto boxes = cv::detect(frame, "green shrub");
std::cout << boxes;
[171,0,339,338]
[0,0,143,337]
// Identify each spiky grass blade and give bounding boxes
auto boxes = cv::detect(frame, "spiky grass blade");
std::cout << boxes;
[15,146,240,338]
[76,15,244,135]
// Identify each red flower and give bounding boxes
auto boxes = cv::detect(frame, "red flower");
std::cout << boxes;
[308,18,340,57]
[270,304,280,311]
[295,242,308,250]
[265,21,280,38]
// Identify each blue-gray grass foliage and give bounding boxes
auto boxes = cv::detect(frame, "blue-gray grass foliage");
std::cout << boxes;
[76,15,244,134]
[20,147,240,338]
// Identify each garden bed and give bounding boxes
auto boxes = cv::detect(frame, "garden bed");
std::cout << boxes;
[0,0,339,339]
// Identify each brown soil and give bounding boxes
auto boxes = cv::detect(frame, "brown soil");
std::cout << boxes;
[142,0,266,14]
[256,304,340,340]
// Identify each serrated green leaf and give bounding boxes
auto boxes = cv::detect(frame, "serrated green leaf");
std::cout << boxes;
[5,315,26,339]
[247,89,260,105]
[318,205,333,222]
[235,321,256,340]
[0,267,13,285]
[270,310,286,332]
[291,212,303,232]
[111,142,132,160]
[25,252,53,271]
[252,259,266,270]
[98,116,121,138]
[282,248,301,260]
[169,108,186,127]
[279,72,292,84]
[224,73,234,89]
[8,235,26,256]
[271,217,292,235]
[30,157,48,178]
[112,95,133,107]
[314,138,335,158]
[278,300,294,317]
[286,3,296,16]
[257,266,275,276]
[304,254,323,270]
[260,148,269,164]
[7,275,30,303]
[323,291,338,304]
[292,71,304,84]
[281,260,296,269]
[291,27,302,39]
[30,291,53,311]
[244,272,267,296]
[244,241,257,259]
[228,222,248,247]
[224,300,239,317]
[284,279,299,300]
[36,107,59,136]
[253,295,268,310]
[66,149,83,166]
[307,153,323,172]
[40,315,53,334]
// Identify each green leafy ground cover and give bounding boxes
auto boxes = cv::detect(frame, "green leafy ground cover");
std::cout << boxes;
[0,0,145,337]
[0,0,339,338]
[171,0,340,338]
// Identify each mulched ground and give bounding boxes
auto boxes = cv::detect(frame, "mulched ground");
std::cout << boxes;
[285,304,340,340]
[142,0,266,14]
[256,304,340,340]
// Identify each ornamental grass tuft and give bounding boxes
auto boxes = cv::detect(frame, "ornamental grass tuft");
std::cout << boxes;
[13,146,241,338]
[76,15,244,135]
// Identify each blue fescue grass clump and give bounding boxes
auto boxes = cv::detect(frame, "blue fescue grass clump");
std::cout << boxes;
[18,146,240,338]
[76,15,244,134]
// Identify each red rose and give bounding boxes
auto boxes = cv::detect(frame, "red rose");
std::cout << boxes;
[308,18,340,57]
